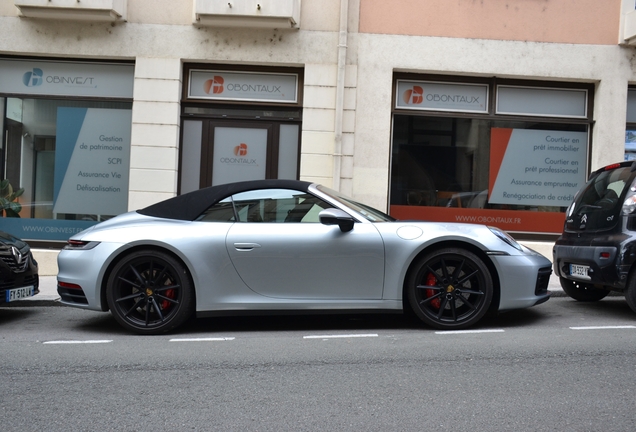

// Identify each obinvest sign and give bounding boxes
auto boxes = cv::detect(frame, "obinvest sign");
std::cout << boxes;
[0,59,134,98]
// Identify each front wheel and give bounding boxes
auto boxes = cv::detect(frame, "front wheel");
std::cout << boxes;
[106,250,194,334]
[407,248,493,330]
[559,278,609,302]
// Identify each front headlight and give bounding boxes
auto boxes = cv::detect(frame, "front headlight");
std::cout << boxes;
[488,227,523,251]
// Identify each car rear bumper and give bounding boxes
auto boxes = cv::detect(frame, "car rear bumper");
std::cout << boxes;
[552,244,625,289]
[57,242,124,311]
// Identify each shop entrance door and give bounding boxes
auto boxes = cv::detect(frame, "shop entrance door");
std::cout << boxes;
[180,118,300,192]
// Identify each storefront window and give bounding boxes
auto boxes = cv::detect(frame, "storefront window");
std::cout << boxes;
[390,77,592,234]
[626,89,636,161]
[1,97,132,240]
[0,58,134,241]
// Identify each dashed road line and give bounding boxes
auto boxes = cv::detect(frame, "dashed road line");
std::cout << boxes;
[40,326,636,344]
[435,329,505,335]
[170,337,236,342]
[43,340,113,344]
[570,325,636,330]
[303,334,379,339]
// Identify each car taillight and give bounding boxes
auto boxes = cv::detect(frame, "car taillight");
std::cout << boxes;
[622,195,636,215]
[58,281,83,290]
[64,240,100,250]
[604,163,622,171]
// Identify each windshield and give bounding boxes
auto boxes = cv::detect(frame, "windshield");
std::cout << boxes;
[565,166,634,232]
[316,185,396,222]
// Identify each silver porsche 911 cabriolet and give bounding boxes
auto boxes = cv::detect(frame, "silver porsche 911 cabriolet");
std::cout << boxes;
[57,179,552,334]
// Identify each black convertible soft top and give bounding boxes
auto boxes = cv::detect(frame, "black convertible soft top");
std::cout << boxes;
[137,179,313,221]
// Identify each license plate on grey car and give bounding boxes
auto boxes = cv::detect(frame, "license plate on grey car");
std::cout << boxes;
[569,264,590,280]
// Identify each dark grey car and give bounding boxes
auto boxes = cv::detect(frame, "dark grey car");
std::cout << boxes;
[553,161,636,310]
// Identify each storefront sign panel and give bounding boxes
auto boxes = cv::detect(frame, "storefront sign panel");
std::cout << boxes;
[0,59,134,98]
[489,128,587,207]
[395,80,488,113]
[189,70,298,103]
[53,108,132,216]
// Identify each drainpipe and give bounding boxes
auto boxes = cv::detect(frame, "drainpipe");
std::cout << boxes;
[333,0,349,191]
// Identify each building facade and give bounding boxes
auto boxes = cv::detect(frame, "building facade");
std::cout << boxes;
[1,0,636,271]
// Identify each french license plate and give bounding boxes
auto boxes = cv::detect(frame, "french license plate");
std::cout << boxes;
[5,286,35,302]
[569,264,590,280]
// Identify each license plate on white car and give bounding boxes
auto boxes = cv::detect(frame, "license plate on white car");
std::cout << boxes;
[5,286,35,302]
[569,264,590,280]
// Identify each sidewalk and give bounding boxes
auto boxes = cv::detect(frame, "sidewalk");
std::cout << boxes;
[34,276,62,302]
[22,273,567,305]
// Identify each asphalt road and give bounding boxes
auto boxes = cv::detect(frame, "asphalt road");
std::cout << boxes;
[2,295,636,431]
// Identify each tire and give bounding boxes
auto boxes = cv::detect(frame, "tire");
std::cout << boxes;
[625,274,636,313]
[559,277,609,302]
[407,248,493,330]
[106,250,194,334]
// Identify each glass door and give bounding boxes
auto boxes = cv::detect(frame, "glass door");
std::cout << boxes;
[179,118,300,192]
[207,123,270,186]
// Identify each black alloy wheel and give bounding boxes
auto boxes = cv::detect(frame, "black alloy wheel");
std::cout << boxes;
[559,277,610,302]
[407,248,493,330]
[106,250,194,334]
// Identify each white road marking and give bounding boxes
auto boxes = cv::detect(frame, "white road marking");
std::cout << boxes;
[569,325,636,330]
[435,329,505,335]
[43,340,113,344]
[303,334,379,339]
[169,337,236,342]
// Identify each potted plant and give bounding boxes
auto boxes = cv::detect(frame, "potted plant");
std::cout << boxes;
[0,179,24,217]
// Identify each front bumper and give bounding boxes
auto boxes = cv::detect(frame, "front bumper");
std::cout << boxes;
[490,252,552,311]
[0,255,39,304]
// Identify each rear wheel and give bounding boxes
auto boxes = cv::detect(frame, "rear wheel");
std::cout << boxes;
[106,250,194,334]
[625,273,636,313]
[559,278,609,302]
[407,248,493,330]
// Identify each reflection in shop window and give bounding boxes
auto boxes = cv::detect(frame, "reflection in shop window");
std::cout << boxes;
[1,97,132,234]
[390,115,588,212]
[626,130,636,161]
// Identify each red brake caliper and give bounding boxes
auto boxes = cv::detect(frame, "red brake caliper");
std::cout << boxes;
[161,289,176,310]
[425,273,441,309]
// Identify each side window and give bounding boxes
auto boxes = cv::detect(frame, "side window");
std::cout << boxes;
[231,189,333,223]
[197,197,236,222]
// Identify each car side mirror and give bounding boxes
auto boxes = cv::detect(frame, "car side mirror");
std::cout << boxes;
[319,208,355,232]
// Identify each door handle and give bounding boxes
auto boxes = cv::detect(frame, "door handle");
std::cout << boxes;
[233,243,262,251]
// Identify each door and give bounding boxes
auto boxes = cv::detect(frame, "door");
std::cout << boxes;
[224,188,386,300]
[180,116,300,193]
